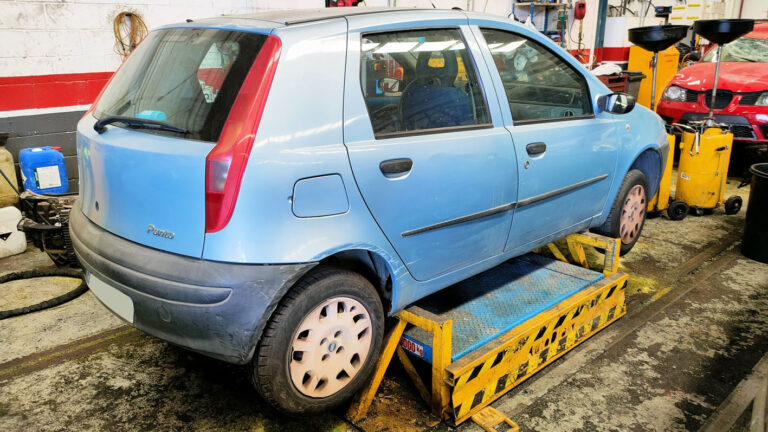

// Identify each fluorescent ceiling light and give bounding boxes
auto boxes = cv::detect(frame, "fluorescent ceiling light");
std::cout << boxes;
[415,41,458,51]
[374,41,419,53]
[362,42,380,51]
[491,40,525,53]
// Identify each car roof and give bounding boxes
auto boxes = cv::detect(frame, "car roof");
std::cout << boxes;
[224,7,440,26]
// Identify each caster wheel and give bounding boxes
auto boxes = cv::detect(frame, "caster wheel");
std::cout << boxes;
[667,201,689,221]
[692,206,704,217]
[724,196,742,215]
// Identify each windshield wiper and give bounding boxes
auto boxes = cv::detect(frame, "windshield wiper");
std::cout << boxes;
[93,115,188,135]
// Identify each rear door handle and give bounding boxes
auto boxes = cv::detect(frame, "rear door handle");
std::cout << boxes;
[526,142,546,155]
[380,158,413,177]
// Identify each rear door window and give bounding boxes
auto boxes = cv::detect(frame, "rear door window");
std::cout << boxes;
[360,28,490,137]
[94,28,267,142]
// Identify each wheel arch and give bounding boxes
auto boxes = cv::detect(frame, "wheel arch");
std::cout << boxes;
[629,148,663,199]
[317,249,395,315]
[593,145,663,229]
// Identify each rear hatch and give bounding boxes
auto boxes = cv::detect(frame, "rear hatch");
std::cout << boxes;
[77,27,270,258]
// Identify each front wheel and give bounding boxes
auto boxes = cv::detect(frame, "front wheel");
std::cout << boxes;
[594,169,649,255]
[251,266,384,414]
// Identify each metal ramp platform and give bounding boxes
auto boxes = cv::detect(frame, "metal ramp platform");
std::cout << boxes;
[347,232,629,427]
[400,253,605,364]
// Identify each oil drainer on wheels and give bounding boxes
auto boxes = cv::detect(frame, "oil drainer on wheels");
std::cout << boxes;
[627,24,689,220]
[672,19,755,217]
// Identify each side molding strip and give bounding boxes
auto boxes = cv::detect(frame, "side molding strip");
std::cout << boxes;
[401,202,516,237]
[516,174,609,208]
[400,173,609,237]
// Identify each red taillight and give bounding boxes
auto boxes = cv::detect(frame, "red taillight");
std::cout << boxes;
[205,35,282,233]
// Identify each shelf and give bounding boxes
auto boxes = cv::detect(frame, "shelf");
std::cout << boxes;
[515,2,568,7]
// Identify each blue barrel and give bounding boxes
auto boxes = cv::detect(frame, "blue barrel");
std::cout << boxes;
[19,146,69,194]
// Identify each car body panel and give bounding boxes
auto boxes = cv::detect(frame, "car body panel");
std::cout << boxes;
[464,22,620,249]
[76,118,211,258]
[342,17,518,282]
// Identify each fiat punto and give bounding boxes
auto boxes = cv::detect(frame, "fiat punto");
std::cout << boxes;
[71,7,668,413]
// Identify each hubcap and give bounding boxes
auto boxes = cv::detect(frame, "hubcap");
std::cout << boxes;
[289,297,372,398]
[619,184,646,244]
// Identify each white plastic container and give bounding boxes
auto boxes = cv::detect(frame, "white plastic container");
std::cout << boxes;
[0,145,19,208]
[0,206,26,259]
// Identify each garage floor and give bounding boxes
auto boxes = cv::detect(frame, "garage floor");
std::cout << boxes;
[1,178,766,432]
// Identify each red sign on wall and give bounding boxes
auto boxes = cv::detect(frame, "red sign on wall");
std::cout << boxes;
[326,0,363,6]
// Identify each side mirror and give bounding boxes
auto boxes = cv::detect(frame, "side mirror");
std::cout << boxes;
[597,93,636,114]
[377,77,402,93]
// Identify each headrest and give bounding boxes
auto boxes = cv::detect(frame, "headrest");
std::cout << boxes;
[415,50,458,87]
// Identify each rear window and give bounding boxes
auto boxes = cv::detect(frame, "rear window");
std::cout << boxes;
[94,28,267,142]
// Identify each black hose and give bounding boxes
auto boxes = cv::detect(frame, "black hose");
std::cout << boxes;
[0,268,88,320]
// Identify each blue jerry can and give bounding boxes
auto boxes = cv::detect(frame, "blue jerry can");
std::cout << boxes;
[19,146,69,194]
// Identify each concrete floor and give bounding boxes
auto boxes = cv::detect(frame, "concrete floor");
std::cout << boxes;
[1,178,766,432]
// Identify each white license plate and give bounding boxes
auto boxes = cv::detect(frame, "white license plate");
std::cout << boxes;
[86,272,135,323]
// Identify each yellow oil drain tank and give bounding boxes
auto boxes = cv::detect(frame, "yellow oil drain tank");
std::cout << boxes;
[648,133,677,213]
[675,127,733,210]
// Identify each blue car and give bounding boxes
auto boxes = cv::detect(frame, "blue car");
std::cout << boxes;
[70,7,668,413]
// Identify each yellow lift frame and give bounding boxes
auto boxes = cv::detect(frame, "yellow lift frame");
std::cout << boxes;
[347,232,628,427]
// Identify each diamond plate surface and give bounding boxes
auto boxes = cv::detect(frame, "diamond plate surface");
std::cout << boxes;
[404,253,603,362]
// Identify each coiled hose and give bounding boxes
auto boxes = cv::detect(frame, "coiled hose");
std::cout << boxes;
[0,268,87,320]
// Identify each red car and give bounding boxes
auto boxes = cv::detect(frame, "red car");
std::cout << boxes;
[657,23,768,143]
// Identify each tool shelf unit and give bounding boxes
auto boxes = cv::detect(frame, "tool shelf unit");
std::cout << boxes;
[347,232,628,429]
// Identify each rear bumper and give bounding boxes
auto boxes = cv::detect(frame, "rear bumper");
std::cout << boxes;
[69,202,315,364]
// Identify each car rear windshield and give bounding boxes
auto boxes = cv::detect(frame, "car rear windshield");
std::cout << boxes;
[93,28,267,142]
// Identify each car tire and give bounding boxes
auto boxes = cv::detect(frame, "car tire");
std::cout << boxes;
[251,266,384,414]
[595,169,649,255]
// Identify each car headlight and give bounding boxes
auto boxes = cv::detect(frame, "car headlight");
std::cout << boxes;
[756,92,768,106]
[662,85,687,102]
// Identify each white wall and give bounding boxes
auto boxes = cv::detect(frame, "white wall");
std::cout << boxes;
[0,0,323,78]
[740,0,768,19]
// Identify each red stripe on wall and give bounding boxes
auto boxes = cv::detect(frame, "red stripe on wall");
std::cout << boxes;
[0,72,113,112]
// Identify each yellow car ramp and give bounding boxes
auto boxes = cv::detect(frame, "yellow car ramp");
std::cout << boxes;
[347,232,628,431]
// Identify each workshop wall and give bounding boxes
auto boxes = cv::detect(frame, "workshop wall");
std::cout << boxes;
[0,0,322,191]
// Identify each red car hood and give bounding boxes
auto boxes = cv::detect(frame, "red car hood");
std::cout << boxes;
[671,62,768,92]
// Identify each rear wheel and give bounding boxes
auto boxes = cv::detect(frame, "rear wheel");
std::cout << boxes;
[595,169,648,255]
[252,266,384,414]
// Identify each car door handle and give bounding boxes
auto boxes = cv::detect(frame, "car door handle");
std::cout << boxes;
[380,158,413,176]
[526,142,546,155]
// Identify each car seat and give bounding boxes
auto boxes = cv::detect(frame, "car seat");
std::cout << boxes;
[400,50,474,131]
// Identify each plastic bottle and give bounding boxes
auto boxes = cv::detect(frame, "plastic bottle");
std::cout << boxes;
[19,146,69,194]
[0,144,19,207]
